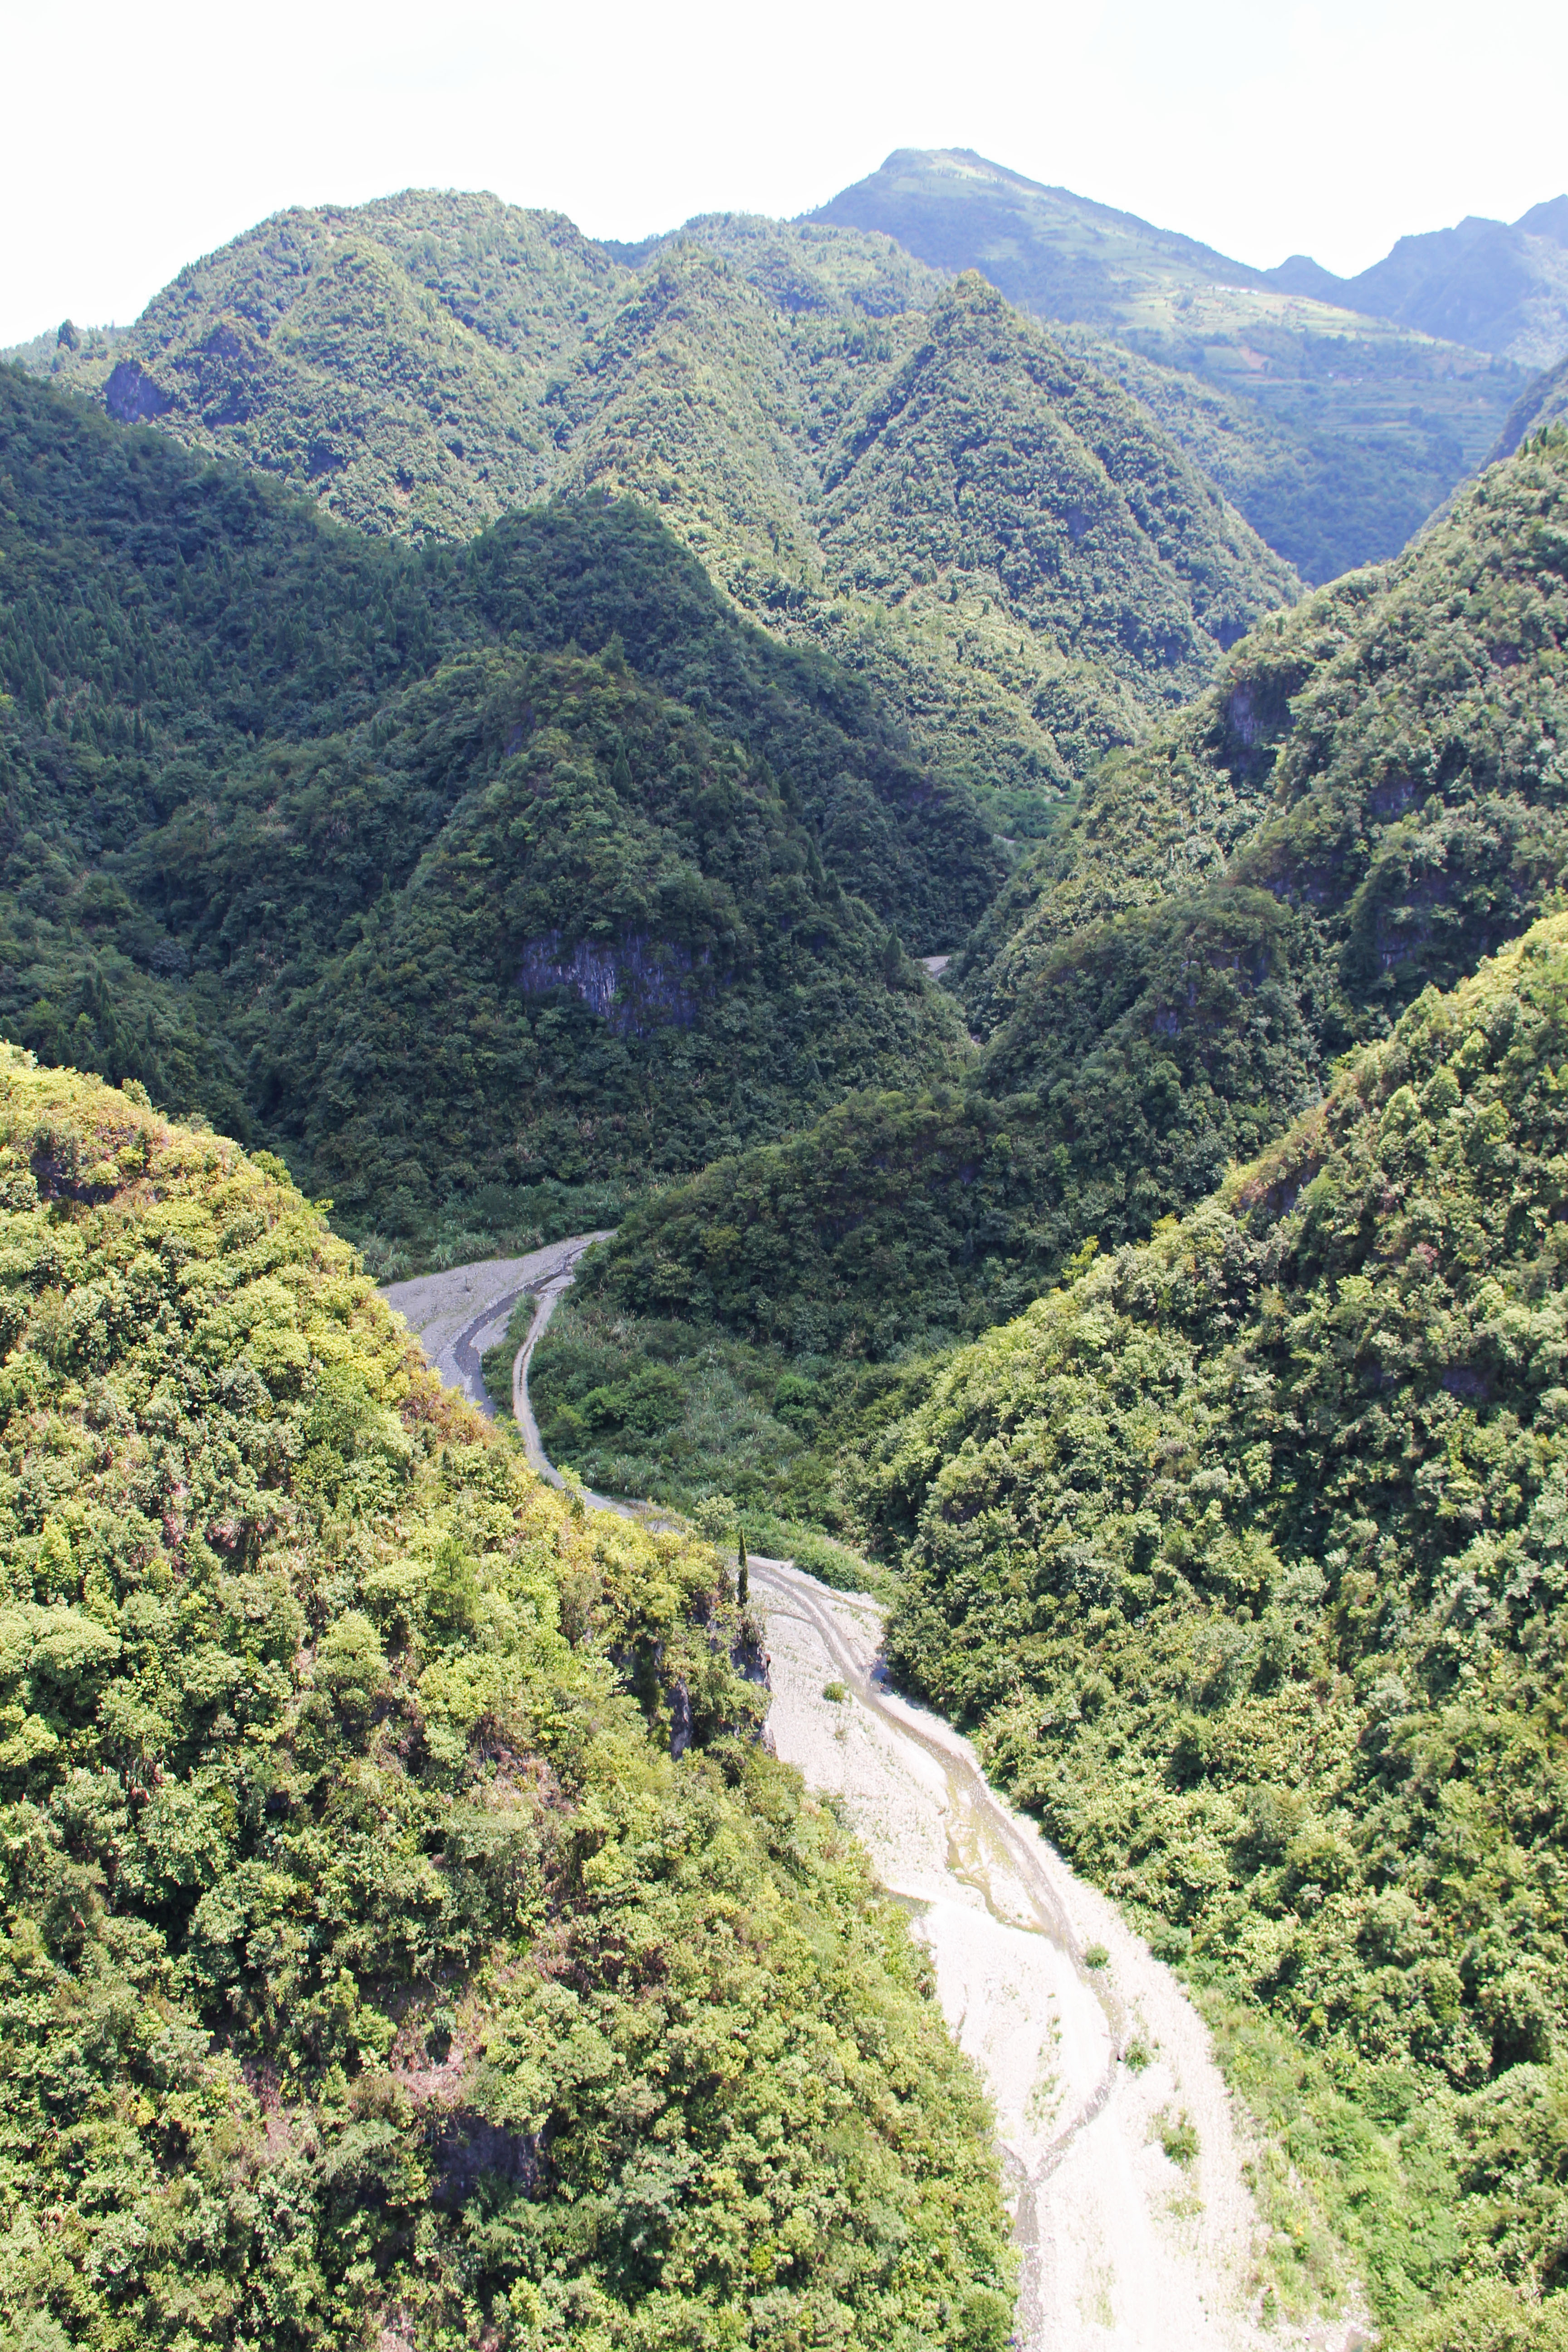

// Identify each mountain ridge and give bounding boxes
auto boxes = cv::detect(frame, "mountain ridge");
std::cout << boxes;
[527,421,1568,1537]
[11,191,1297,828]
[9,150,1568,2352]
[1265,196,1568,371]
[0,363,999,1261]
[811,146,1532,581]
[0,1047,1014,2351]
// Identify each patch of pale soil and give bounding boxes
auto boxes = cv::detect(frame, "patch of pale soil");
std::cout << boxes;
[753,1559,1369,2352]
[379,1234,612,1417]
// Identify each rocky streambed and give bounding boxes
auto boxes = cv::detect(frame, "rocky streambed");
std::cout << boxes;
[384,1246,1365,2352]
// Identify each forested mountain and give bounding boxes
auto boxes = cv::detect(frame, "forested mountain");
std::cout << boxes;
[813,148,1529,582]
[1268,195,1568,371]
[13,192,1296,828]
[865,919,1568,2342]
[531,426,1568,1520]
[11,155,1568,2352]
[537,919,1568,2343]
[0,365,1001,1260]
[971,418,1568,1049]
[1494,350,1568,460]
[0,1050,1012,2352]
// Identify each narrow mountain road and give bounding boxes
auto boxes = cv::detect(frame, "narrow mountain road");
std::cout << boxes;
[380,1232,613,1420]
[389,1244,1365,2352]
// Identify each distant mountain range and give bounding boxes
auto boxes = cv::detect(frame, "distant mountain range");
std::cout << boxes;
[814,149,1568,579]
[1266,195,1568,368]
[817,152,1568,372]
[12,152,1563,601]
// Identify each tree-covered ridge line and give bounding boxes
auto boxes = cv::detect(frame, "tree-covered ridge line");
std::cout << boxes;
[812,146,1535,584]
[0,364,1009,1261]
[528,426,1568,1519]
[967,420,1568,1038]
[16,194,1298,827]
[852,918,1568,2340]
[0,1046,1014,2352]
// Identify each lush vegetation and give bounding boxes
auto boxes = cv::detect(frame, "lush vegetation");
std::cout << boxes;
[973,420,1568,1046]
[858,920,1568,2336]
[14,169,1568,2349]
[813,146,1530,583]
[0,364,1015,1263]
[18,196,1296,828]
[533,427,1568,1521]
[0,1048,1014,2352]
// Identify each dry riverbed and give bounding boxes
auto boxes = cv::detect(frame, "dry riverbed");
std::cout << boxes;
[380,1235,612,1418]
[752,1558,1373,2352]
[384,1248,1368,2352]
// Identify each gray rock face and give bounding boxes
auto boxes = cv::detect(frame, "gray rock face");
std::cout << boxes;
[517,930,713,1034]
[105,360,170,423]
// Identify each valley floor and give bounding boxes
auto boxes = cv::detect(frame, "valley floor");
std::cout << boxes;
[392,1249,1372,2352]
[755,1557,1345,2352]
[381,1234,613,1418]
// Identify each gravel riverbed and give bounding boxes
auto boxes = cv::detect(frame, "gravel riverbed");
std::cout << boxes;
[383,1246,1367,2352]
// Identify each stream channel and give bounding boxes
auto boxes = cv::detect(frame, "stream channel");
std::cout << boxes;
[382,1242,1360,2352]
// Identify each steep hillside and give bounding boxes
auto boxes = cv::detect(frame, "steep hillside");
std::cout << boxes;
[1493,354,1568,460]
[0,1049,1013,2352]
[16,193,1296,827]
[556,252,1294,794]
[974,420,1568,1052]
[860,920,1568,2343]
[0,366,995,1260]
[528,427,1568,1548]
[24,192,626,539]
[1269,196,1568,372]
[813,148,1524,582]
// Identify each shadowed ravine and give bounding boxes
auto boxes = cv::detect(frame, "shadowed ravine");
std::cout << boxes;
[385,1245,1369,2352]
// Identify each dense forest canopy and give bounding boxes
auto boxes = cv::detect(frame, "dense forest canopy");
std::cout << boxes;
[0,1049,1013,2352]
[15,194,1298,833]
[0,365,1012,1261]
[532,426,1568,1527]
[812,147,1540,583]
[865,919,1568,2333]
[9,155,1568,2352]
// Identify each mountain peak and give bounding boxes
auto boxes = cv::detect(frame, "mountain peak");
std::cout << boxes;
[1519,193,1568,246]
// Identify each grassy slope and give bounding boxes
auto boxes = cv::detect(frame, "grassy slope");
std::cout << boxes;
[0,1047,1013,2352]
[18,195,1296,832]
[529,431,1568,1519]
[866,921,1568,2341]
[811,147,1526,584]
[0,365,1003,1261]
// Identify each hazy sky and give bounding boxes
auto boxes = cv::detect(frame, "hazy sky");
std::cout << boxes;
[5,0,1567,346]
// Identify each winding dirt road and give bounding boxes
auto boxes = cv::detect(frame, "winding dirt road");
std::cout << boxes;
[381,1233,613,1422]
[386,1242,1363,2352]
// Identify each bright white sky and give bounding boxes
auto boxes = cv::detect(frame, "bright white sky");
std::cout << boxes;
[5,0,1567,347]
